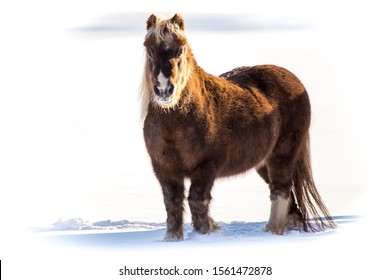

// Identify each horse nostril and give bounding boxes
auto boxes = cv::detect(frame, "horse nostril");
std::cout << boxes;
[153,85,160,95]
[154,82,174,97]
[168,84,174,95]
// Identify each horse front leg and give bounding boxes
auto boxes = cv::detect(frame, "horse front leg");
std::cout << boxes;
[154,168,186,241]
[188,162,219,234]
[161,181,185,241]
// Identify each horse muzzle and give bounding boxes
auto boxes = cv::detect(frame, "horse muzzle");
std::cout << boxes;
[153,83,175,103]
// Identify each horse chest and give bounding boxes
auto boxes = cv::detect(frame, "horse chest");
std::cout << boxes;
[144,117,205,173]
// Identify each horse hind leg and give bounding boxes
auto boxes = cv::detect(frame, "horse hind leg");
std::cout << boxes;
[257,132,306,235]
[286,192,304,231]
[256,166,287,234]
[257,165,303,234]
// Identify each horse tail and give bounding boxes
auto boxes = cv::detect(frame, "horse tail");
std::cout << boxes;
[292,136,337,231]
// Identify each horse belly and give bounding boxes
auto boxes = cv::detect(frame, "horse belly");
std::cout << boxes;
[218,122,277,177]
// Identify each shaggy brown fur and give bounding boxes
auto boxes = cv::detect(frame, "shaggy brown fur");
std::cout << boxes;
[141,14,336,240]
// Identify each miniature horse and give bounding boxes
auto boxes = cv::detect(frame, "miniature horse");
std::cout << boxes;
[140,14,336,240]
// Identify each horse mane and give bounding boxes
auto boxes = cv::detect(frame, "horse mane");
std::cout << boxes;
[145,14,186,43]
[139,14,192,121]
[138,53,152,122]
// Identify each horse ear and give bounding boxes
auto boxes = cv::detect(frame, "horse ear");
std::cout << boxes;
[171,14,185,30]
[146,14,157,30]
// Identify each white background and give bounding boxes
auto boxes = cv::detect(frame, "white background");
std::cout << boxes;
[0,0,389,279]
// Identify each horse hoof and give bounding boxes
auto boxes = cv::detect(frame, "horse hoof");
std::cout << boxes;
[206,222,220,233]
[264,223,285,235]
[164,231,184,241]
[286,213,304,231]
[193,220,220,234]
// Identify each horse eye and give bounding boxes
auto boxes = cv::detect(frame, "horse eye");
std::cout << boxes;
[175,47,183,57]
[146,48,153,57]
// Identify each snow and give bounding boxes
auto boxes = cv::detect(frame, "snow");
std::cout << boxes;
[34,216,352,235]
[1,0,389,279]
[34,218,166,232]
[34,216,357,245]
[3,215,385,280]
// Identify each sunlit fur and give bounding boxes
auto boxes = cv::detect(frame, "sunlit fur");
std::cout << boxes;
[140,14,336,240]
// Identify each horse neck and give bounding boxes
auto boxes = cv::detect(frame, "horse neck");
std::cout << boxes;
[181,48,210,92]
[176,69,218,125]
[174,49,225,115]
[184,57,227,98]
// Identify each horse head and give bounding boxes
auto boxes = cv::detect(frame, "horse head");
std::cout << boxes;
[142,14,191,110]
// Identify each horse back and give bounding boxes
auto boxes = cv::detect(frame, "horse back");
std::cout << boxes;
[220,64,311,134]
[220,65,307,104]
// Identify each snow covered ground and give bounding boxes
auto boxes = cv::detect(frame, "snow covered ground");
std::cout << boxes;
[2,215,384,279]
[1,0,389,279]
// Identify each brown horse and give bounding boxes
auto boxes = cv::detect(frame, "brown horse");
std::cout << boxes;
[140,13,336,240]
